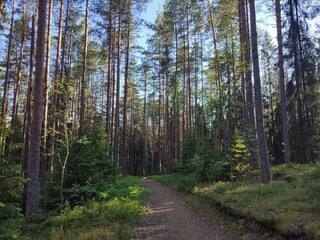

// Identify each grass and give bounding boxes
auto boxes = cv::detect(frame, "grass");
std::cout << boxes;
[152,163,320,239]
[21,176,149,240]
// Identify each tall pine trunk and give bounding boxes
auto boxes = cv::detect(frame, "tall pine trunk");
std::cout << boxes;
[121,2,131,175]
[249,0,271,184]
[42,0,53,172]
[113,0,122,166]
[10,2,29,151]
[275,0,290,163]
[23,14,36,176]
[51,0,64,162]
[1,0,15,145]
[106,1,113,139]
[142,65,147,175]
[80,0,89,132]
[25,0,47,217]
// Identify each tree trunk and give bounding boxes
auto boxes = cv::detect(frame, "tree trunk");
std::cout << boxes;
[110,21,117,146]
[157,41,162,173]
[174,25,180,162]
[244,0,255,131]
[289,0,306,162]
[106,1,113,139]
[186,5,192,129]
[113,0,122,166]
[80,0,89,132]
[121,3,131,176]
[249,0,271,184]
[165,45,171,173]
[1,0,15,143]
[239,0,258,168]
[142,65,147,175]
[208,0,226,149]
[182,34,187,145]
[25,0,47,217]
[10,2,29,148]
[23,14,36,176]
[64,28,73,122]
[51,0,64,163]
[42,0,53,173]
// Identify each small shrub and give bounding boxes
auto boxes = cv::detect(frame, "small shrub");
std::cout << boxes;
[0,158,26,239]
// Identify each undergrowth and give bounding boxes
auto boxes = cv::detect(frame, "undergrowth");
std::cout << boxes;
[152,163,320,239]
[21,176,148,240]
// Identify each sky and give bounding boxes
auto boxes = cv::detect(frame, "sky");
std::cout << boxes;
[136,0,165,49]
[137,0,278,49]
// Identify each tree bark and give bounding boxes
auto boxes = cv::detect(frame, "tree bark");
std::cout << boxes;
[164,45,171,173]
[113,0,122,166]
[174,25,180,162]
[11,1,29,146]
[249,0,271,184]
[25,0,47,217]
[121,2,131,176]
[23,14,36,176]
[186,4,192,129]
[1,0,15,141]
[142,65,148,175]
[42,0,53,173]
[157,41,162,173]
[51,0,64,162]
[106,1,113,139]
[275,0,291,164]
[80,0,89,132]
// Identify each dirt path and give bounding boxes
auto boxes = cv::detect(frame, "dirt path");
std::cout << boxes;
[134,179,230,240]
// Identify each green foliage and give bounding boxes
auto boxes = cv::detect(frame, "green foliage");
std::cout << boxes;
[0,157,26,239]
[180,132,229,183]
[103,176,149,202]
[181,131,197,165]
[23,176,148,240]
[200,152,230,183]
[152,173,200,193]
[231,129,251,179]
[44,130,117,209]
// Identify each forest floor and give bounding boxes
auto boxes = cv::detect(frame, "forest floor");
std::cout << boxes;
[134,179,232,240]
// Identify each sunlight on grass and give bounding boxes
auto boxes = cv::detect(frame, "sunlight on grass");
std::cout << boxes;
[22,176,148,240]
[154,164,320,239]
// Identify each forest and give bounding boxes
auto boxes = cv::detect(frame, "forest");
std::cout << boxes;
[0,0,319,239]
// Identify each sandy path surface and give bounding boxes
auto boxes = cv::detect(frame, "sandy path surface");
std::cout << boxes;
[134,179,230,240]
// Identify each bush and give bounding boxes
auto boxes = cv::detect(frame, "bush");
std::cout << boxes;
[180,132,230,183]
[44,130,117,210]
[0,158,26,239]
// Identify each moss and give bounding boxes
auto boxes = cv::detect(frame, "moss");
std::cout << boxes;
[153,164,320,239]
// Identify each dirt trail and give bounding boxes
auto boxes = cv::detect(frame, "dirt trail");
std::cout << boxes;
[134,179,230,240]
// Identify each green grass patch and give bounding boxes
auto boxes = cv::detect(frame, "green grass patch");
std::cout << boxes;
[152,173,201,193]
[152,164,320,239]
[21,176,148,240]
